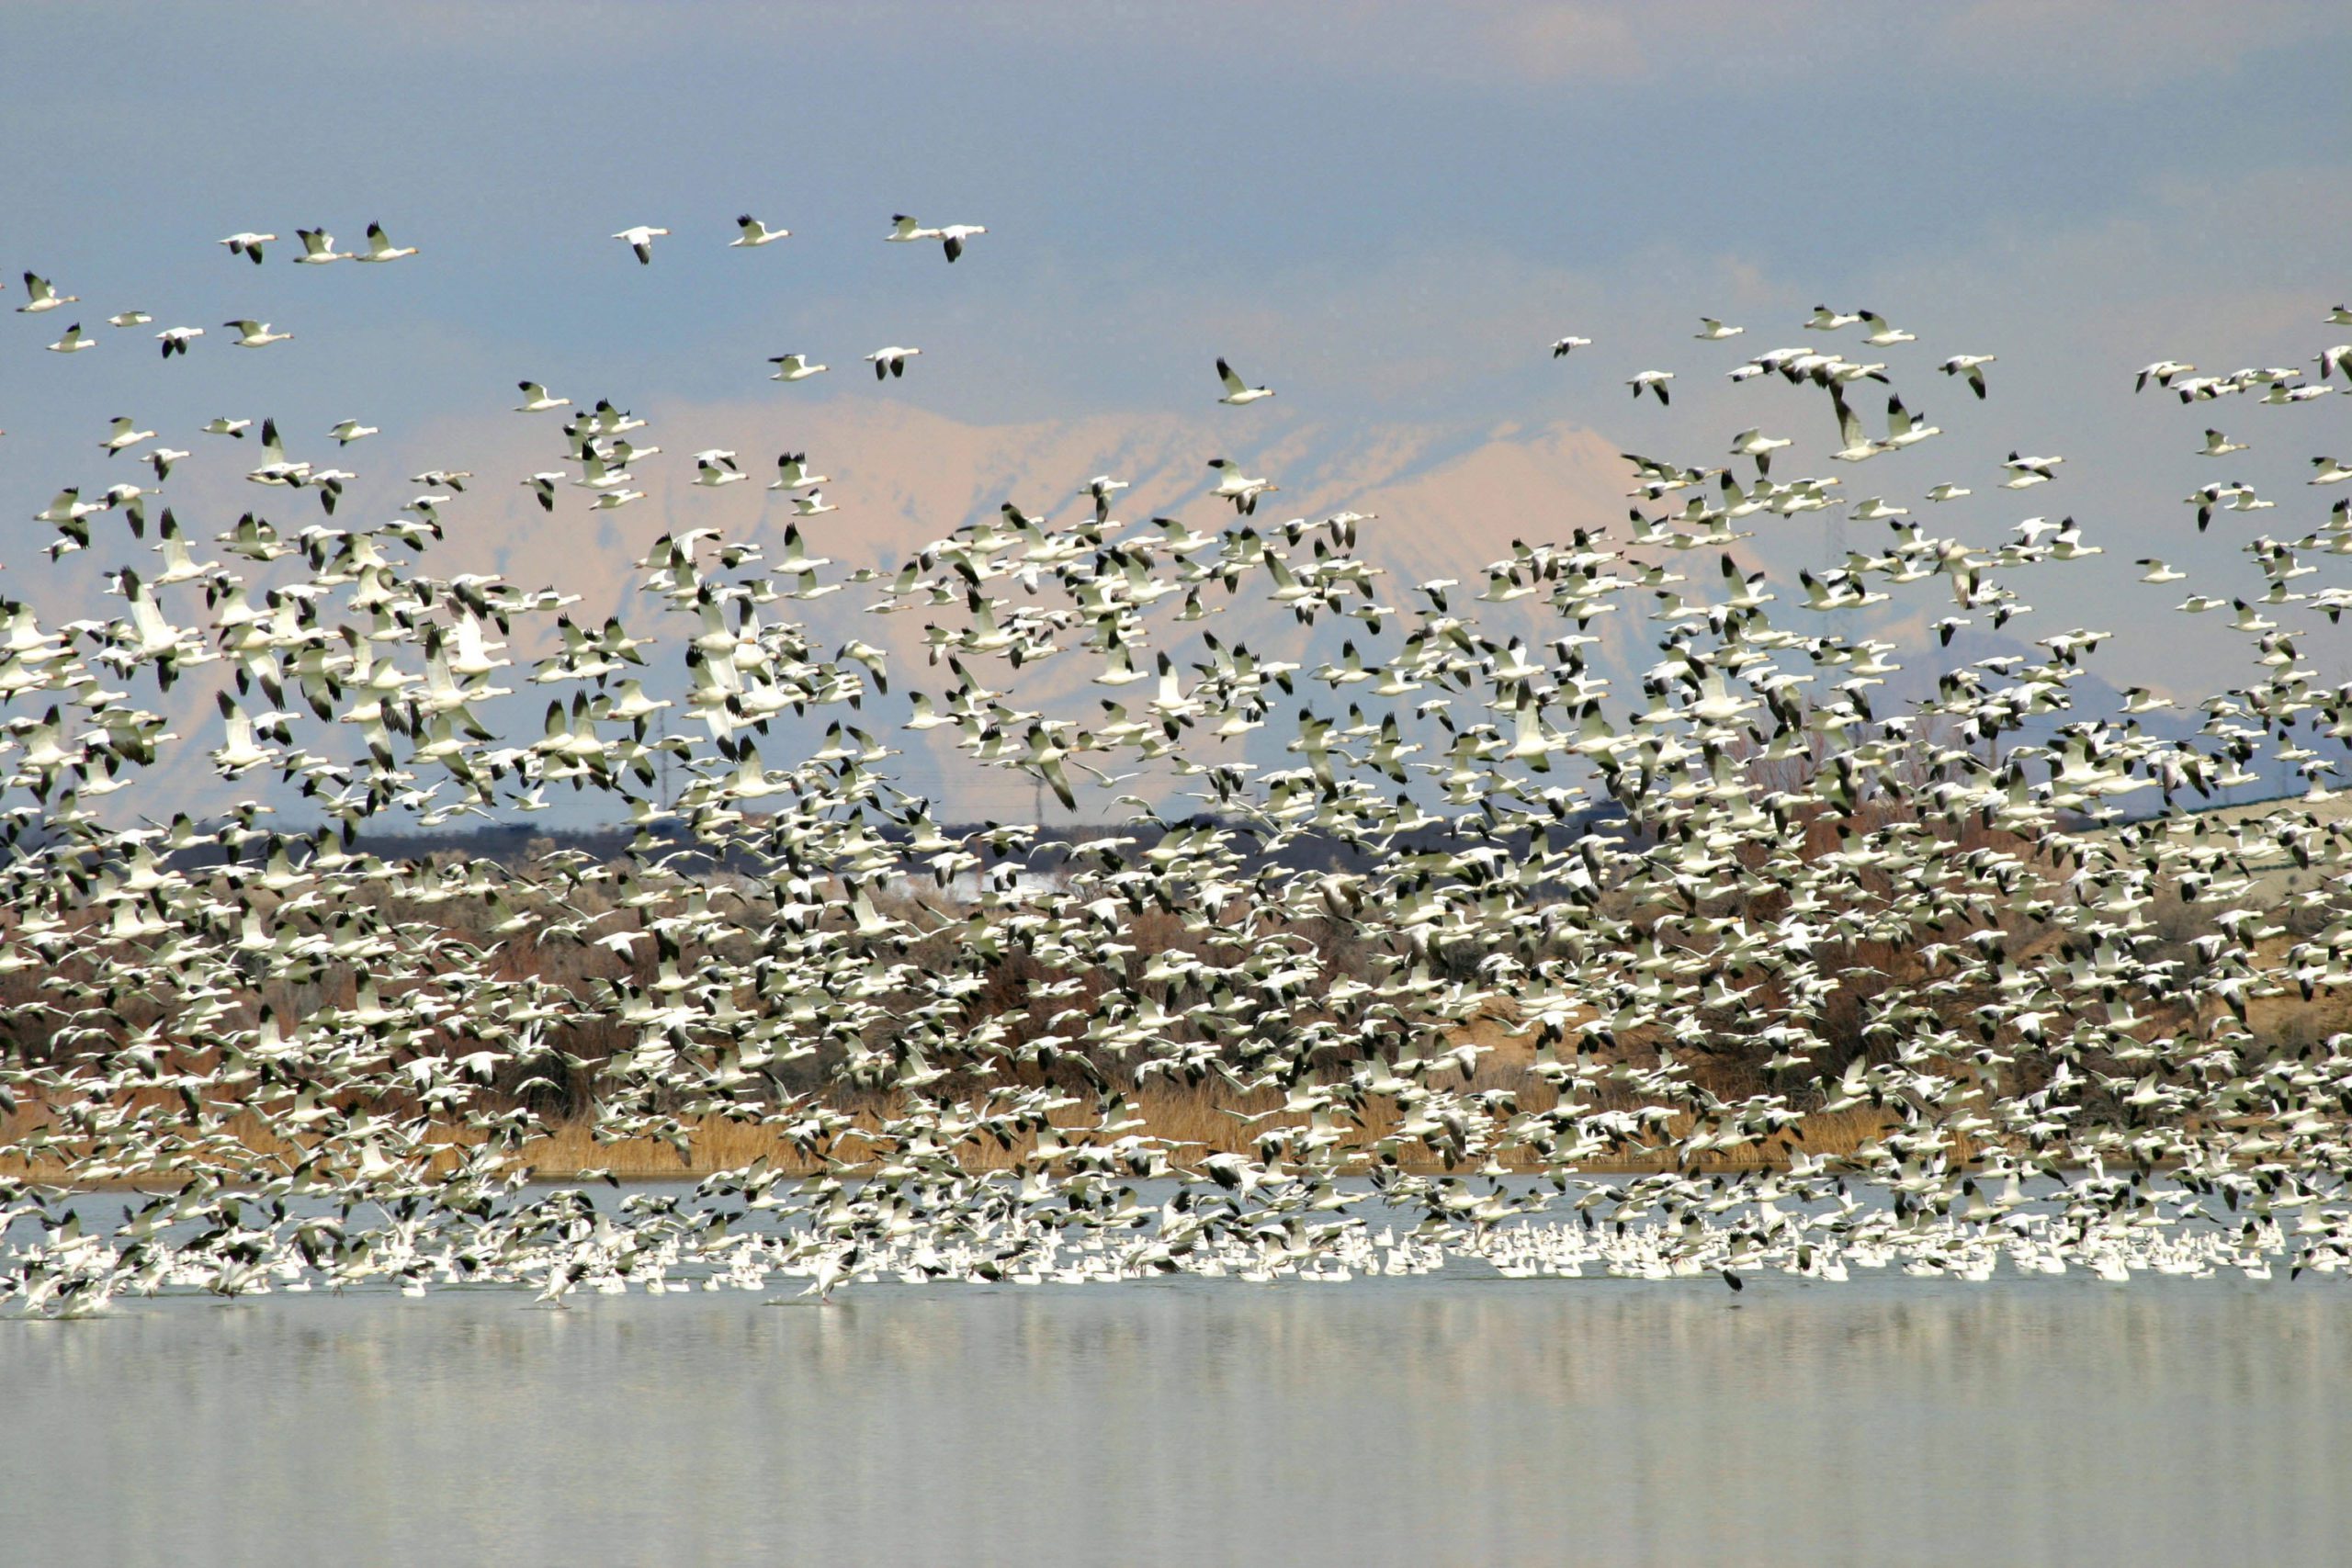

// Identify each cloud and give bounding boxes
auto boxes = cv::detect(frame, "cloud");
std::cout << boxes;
[1474,5,1650,82]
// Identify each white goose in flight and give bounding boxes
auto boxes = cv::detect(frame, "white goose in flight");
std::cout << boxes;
[294,227,348,264]
[2002,451,2064,489]
[101,417,154,457]
[731,216,789,247]
[866,346,921,379]
[155,326,203,357]
[613,225,669,265]
[1216,358,1274,404]
[769,353,828,381]
[1939,354,1995,399]
[226,320,293,347]
[1205,458,1276,513]
[18,272,76,312]
[1857,310,1915,346]
[935,224,986,262]
[45,321,95,353]
[515,381,571,412]
[355,222,417,262]
[220,231,277,265]
[772,453,827,490]
[886,214,985,262]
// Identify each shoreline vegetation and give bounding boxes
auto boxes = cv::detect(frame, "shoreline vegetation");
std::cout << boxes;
[0,1095,1916,1190]
[0,811,2309,1195]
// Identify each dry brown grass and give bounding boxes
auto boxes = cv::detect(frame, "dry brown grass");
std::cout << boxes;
[0,1077,1907,1189]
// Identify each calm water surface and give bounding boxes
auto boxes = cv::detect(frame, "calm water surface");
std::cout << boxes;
[3,1274,2346,1567]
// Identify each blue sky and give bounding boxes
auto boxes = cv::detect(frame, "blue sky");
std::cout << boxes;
[4,2,2350,818]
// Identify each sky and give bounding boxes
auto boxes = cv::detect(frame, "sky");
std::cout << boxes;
[3,1,2350,822]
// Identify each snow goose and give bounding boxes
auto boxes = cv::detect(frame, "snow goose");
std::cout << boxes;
[2311,457,2352,486]
[354,222,417,262]
[1805,305,1860,330]
[44,321,94,353]
[329,420,378,446]
[771,452,827,490]
[768,353,827,381]
[1205,457,1276,513]
[792,489,838,516]
[865,345,920,379]
[1216,358,1274,404]
[514,381,571,412]
[2135,359,2193,391]
[2001,451,2063,489]
[108,310,152,328]
[886,214,984,261]
[17,272,76,312]
[1828,390,1880,461]
[1882,395,1939,449]
[1627,370,1673,404]
[1939,353,1995,399]
[1728,429,1790,472]
[202,416,251,438]
[1695,317,1744,340]
[612,224,668,264]
[225,319,292,347]
[220,231,277,264]
[693,450,747,487]
[1857,310,1914,345]
[1550,334,1591,356]
[731,215,789,246]
[101,417,154,457]
[155,326,203,357]
[2199,429,2248,457]
[292,227,347,263]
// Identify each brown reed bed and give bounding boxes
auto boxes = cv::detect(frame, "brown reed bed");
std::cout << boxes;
[0,1079,1910,1190]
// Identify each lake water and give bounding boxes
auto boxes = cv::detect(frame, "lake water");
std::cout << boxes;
[4,1273,2346,1567]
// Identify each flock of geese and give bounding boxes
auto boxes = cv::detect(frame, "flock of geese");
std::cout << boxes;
[6,213,2352,1315]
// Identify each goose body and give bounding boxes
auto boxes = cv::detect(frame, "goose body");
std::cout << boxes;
[101,417,154,457]
[613,225,669,264]
[17,271,76,312]
[1216,358,1274,404]
[220,231,277,264]
[293,227,348,263]
[355,222,417,262]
